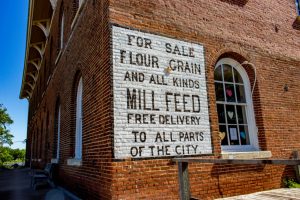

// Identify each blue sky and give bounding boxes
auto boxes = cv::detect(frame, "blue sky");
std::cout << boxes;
[0,1,29,149]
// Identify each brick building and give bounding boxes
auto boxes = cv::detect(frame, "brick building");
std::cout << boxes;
[20,0,300,199]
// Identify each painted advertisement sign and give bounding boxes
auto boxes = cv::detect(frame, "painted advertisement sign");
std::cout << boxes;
[112,26,212,159]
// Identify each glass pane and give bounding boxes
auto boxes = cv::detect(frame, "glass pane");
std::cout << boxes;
[217,104,225,123]
[214,66,222,81]
[215,83,225,101]
[225,84,236,102]
[236,106,247,124]
[239,125,250,145]
[228,125,239,145]
[219,125,228,145]
[226,105,236,124]
[234,68,243,83]
[236,85,246,103]
[223,64,233,82]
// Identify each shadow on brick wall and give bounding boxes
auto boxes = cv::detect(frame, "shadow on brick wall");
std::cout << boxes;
[220,0,248,7]
[281,151,300,187]
[281,165,296,187]
[292,19,300,31]
[210,164,264,197]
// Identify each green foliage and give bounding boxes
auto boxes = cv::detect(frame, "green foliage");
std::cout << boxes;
[0,104,14,146]
[0,147,25,168]
[283,178,300,188]
[10,148,26,161]
[0,147,13,167]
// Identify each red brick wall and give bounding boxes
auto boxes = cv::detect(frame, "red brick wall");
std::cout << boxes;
[27,0,113,199]
[25,0,300,199]
[108,0,300,199]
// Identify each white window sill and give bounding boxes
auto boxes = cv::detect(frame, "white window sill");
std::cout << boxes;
[51,158,59,164]
[67,158,82,166]
[221,151,272,159]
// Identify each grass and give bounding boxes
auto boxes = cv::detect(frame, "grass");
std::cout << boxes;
[283,178,300,188]
[1,159,25,169]
[288,181,300,188]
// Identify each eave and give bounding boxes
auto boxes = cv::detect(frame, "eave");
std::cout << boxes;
[20,0,54,100]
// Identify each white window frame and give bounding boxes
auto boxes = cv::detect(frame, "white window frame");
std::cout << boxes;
[55,10,64,65]
[215,58,259,152]
[60,12,64,50]
[56,105,61,159]
[51,105,61,164]
[75,77,83,159]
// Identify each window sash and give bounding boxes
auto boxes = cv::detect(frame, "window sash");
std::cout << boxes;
[56,105,61,160]
[296,0,300,15]
[215,67,249,146]
[214,58,258,151]
[75,78,83,159]
[60,13,64,50]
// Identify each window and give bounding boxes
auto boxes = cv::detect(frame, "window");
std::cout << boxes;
[56,4,64,64]
[75,77,83,159]
[39,127,42,159]
[58,7,64,51]
[32,130,36,160]
[34,130,37,160]
[53,99,61,161]
[30,133,33,161]
[296,0,300,16]
[45,112,50,161]
[214,58,258,152]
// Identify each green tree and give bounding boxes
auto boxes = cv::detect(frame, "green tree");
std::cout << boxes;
[0,104,13,146]
[0,147,13,167]
[10,148,26,161]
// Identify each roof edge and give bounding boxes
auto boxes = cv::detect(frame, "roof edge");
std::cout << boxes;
[19,0,34,100]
